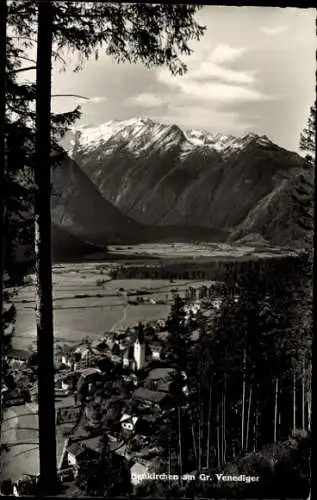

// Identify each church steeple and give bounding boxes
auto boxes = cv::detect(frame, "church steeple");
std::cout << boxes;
[135,322,145,344]
[134,322,146,370]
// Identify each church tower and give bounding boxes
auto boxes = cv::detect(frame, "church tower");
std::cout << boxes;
[134,323,146,370]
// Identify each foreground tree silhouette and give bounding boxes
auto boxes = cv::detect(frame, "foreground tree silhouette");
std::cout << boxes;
[0,0,7,425]
[34,0,58,494]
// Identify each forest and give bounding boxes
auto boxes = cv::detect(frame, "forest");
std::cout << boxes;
[133,252,312,498]
[74,252,312,498]
[109,254,301,281]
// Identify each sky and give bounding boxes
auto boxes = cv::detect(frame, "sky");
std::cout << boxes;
[21,5,316,153]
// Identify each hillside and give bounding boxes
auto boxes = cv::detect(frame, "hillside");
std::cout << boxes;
[64,117,311,247]
[51,146,227,245]
[51,147,144,244]
[230,166,313,248]
[51,224,102,262]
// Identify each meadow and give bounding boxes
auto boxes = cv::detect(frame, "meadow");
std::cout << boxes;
[12,242,298,351]
[12,261,213,350]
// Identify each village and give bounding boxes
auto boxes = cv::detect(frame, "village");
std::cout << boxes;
[1,282,223,494]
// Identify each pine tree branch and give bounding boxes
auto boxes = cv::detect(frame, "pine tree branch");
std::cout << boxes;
[17,55,37,64]
[52,94,89,100]
[8,65,36,74]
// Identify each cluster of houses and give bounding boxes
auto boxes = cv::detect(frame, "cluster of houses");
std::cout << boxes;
[58,363,188,486]
[56,326,164,374]
[1,286,225,492]
[52,311,198,485]
[3,293,210,406]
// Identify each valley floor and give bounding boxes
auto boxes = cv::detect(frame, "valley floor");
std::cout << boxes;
[12,260,214,350]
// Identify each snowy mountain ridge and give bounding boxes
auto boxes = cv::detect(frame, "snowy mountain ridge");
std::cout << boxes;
[68,117,273,161]
[60,116,311,248]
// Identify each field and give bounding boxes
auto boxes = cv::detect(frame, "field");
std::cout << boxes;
[12,261,214,350]
[12,242,299,351]
[107,242,298,260]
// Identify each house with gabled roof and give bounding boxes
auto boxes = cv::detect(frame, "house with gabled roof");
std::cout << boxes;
[148,342,163,361]
[144,367,175,393]
[120,413,139,432]
[132,387,172,411]
[122,344,136,370]
[7,348,31,365]
[66,436,101,475]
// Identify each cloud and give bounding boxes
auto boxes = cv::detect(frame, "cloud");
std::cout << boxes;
[87,96,107,104]
[185,61,255,85]
[156,39,273,107]
[261,25,288,36]
[150,106,254,134]
[210,44,247,64]
[157,69,266,103]
[124,92,164,108]
[182,81,266,102]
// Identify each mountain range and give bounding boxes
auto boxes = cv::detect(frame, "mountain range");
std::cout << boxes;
[51,117,312,257]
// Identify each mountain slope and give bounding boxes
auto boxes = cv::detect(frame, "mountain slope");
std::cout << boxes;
[51,223,101,262]
[51,147,143,244]
[65,118,310,247]
[230,164,314,248]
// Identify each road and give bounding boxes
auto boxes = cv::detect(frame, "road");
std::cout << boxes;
[0,399,70,483]
[110,295,128,332]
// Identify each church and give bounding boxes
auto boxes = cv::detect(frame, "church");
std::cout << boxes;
[122,325,162,371]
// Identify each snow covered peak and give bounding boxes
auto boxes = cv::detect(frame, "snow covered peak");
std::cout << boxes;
[67,117,273,161]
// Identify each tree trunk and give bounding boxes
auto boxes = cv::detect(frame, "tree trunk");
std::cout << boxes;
[220,393,223,467]
[274,377,279,443]
[253,406,257,452]
[35,0,57,493]
[206,377,212,469]
[168,420,171,475]
[241,349,246,452]
[307,362,312,432]
[307,390,311,432]
[293,372,296,435]
[0,0,7,426]
[302,359,306,430]
[190,419,198,467]
[245,385,252,452]
[200,396,204,470]
[222,378,227,464]
[216,403,220,467]
[177,405,183,484]
[198,393,201,471]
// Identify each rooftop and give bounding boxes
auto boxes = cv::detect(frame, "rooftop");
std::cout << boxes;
[79,367,101,378]
[60,344,75,354]
[149,343,163,352]
[122,345,134,360]
[147,367,175,381]
[120,414,138,425]
[67,436,101,457]
[7,349,31,360]
[156,330,169,341]
[132,387,169,404]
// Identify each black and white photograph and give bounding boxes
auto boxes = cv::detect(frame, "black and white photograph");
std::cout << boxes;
[0,2,315,498]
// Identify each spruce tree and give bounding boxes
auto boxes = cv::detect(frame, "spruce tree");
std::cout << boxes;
[0,0,7,424]
[299,104,316,163]
[76,434,132,497]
